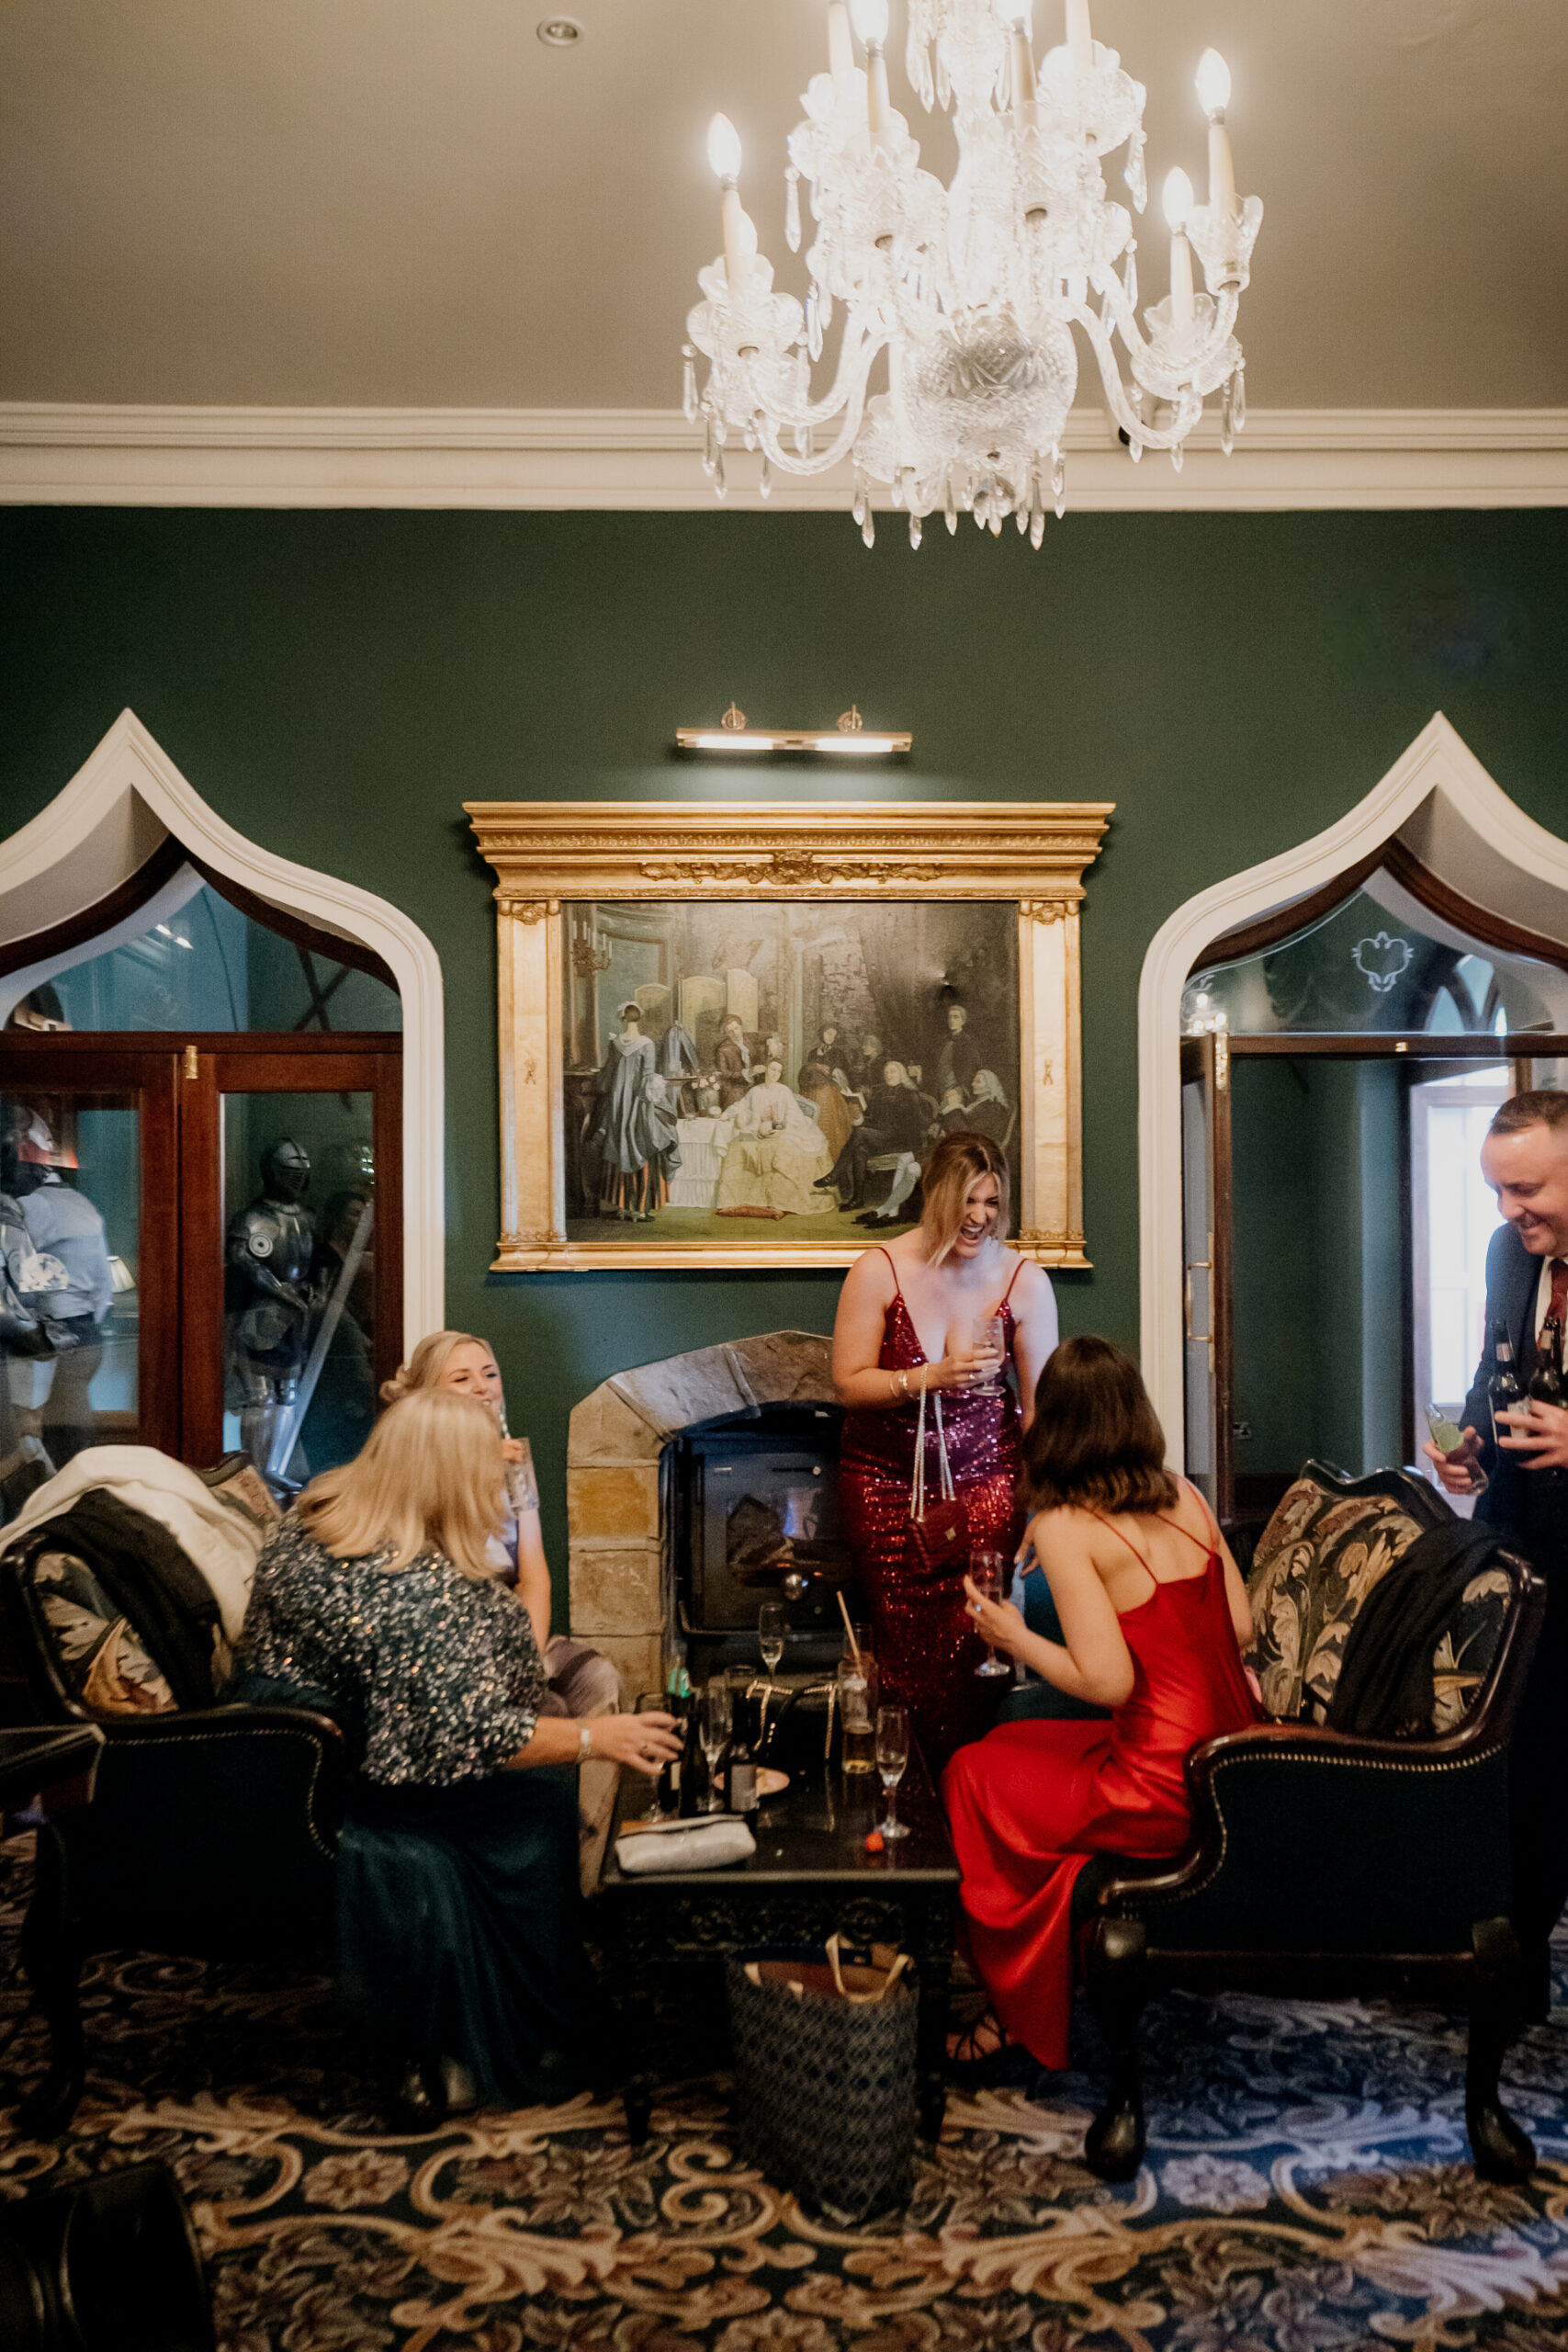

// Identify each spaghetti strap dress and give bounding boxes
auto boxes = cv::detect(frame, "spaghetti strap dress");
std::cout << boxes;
[942,1510,1260,2069]
[839,1249,1026,1770]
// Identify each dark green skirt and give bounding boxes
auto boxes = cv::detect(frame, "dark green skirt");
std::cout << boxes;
[338,1765,586,2107]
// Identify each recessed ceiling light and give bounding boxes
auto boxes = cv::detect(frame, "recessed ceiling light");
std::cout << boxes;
[537,16,582,44]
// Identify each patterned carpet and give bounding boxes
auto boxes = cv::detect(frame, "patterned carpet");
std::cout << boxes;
[3,1834,1568,2351]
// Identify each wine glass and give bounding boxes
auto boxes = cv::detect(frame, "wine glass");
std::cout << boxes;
[699,1675,733,1813]
[971,1313,1007,1393]
[970,1549,1010,1678]
[759,1601,786,1690]
[875,1703,910,1840]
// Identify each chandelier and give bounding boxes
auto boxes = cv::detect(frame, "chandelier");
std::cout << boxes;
[682,0,1261,547]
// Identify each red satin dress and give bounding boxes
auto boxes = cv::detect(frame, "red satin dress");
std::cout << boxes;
[839,1250,1026,1770]
[942,1511,1260,2070]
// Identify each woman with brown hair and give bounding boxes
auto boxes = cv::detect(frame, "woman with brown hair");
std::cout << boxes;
[943,1336,1258,2074]
[231,1388,680,2120]
[831,1129,1058,1767]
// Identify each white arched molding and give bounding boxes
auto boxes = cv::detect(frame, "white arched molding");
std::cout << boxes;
[0,708,444,1347]
[1138,712,1568,1459]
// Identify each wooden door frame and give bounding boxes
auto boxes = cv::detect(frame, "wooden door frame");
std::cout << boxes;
[1,1030,400,1466]
[1179,1033,1235,1519]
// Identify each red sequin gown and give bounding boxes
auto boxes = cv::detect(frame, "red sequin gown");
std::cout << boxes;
[942,1517,1260,2069]
[839,1250,1026,1770]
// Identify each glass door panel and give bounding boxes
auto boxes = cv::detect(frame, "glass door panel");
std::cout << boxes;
[219,1088,379,1484]
[0,1048,182,1490]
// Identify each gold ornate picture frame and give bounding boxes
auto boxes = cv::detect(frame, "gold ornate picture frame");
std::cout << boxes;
[466,800,1111,1272]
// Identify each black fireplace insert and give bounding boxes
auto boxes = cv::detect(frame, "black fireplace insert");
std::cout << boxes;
[666,1402,863,1670]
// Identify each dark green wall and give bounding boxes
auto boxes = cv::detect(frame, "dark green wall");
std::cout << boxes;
[3,507,1565,1603]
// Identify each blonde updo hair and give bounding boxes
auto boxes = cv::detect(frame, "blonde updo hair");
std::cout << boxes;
[297,1389,505,1578]
[379,1329,489,1407]
[919,1130,1011,1266]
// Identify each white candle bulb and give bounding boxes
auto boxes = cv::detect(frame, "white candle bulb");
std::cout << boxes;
[1161,165,1193,231]
[851,0,888,45]
[1194,47,1230,117]
[707,113,742,182]
[828,0,854,85]
[1066,0,1092,74]
[1195,50,1236,213]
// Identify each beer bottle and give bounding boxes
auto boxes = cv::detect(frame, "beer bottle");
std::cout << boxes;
[1488,1328,1521,1442]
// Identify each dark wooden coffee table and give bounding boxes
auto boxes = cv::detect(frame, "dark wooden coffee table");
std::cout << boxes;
[590,1741,960,2143]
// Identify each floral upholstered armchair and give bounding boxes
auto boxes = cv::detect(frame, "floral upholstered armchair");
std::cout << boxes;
[1073,1463,1544,2189]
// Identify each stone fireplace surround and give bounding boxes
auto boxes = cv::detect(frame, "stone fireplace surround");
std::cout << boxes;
[566,1330,836,1700]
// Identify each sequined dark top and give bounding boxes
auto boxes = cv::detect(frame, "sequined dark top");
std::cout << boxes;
[235,1510,546,1787]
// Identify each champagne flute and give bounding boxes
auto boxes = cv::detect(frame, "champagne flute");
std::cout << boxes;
[971,1313,1006,1393]
[759,1601,786,1691]
[970,1549,1010,1678]
[636,1691,674,1819]
[875,1703,910,1840]
[699,1675,733,1813]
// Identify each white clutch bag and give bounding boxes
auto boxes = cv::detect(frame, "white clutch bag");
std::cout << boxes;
[614,1815,756,1874]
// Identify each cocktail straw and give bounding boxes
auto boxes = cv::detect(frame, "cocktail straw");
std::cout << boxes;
[836,1589,861,1666]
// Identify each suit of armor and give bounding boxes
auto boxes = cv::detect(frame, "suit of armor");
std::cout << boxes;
[225,1138,317,1471]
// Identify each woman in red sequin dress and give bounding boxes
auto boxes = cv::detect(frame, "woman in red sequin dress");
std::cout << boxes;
[944,1337,1259,2071]
[832,1132,1059,1769]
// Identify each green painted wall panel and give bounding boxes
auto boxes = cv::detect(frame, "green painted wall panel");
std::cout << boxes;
[2,506,1564,1605]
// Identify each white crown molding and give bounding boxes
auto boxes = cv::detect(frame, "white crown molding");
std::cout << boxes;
[1136,712,1568,1463]
[1,404,1564,510]
[0,710,446,1350]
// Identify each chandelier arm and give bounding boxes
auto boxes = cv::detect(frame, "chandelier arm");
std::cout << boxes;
[1072,311,1202,450]
[711,311,884,439]
[753,377,877,478]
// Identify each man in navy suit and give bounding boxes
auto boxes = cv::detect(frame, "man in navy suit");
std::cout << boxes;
[1426,1091,1568,2009]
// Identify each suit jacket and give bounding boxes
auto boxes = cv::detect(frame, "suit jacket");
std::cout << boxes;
[1461,1220,1557,1547]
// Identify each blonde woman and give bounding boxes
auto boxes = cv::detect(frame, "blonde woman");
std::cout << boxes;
[231,1389,679,2122]
[380,1330,623,1884]
[832,1130,1058,1767]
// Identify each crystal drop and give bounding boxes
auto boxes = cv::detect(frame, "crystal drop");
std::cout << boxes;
[1051,449,1066,517]
[936,48,951,109]
[862,507,876,549]
[852,467,867,526]
[1125,127,1146,213]
[714,443,728,501]
[1123,245,1137,311]
[784,168,802,254]
[1170,437,1183,474]
[908,512,922,549]
[1220,379,1235,458]
[973,486,988,527]
[820,287,833,333]
[1233,368,1247,430]
[989,507,1003,537]
[1030,506,1045,550]
[908,32,934,112]
[807,285,824,363]
[795,423,808,456]
[681,345,698,425]
[944,471,957,530]
[890,468,904,508]
[760,452,773,500]
[744,422,757,452]
[703,413,717,478]
[1128,433,1143,465]
[803,424,816,459]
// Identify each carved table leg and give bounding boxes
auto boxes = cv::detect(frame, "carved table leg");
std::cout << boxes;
[914,1892,955,2142]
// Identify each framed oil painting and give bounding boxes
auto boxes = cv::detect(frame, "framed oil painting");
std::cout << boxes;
[465,802,1111,1271]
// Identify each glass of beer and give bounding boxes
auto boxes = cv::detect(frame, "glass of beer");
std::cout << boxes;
[837,1652,878,1774]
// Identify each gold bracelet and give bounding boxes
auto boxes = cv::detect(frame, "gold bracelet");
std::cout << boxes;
[887,1368,900,1402]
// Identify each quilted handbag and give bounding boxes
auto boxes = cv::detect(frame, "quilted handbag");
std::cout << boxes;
[905,1378,969,1578]
[726,1936,919,2223]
